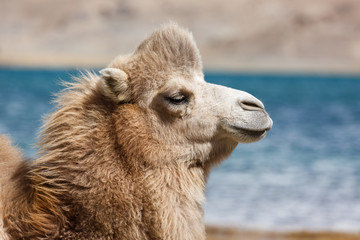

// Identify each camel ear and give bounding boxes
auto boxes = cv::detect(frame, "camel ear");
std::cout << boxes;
[99,68,131,103]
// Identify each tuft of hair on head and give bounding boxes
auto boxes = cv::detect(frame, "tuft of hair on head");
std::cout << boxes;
[135,22,203,72]
[99,67,132,103]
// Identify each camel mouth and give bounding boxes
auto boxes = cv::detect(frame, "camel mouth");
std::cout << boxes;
[222,121,272,142]
[220,112,273,142]
[229,126,268,138]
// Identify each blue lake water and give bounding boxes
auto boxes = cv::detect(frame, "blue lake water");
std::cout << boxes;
[1,68,360,232]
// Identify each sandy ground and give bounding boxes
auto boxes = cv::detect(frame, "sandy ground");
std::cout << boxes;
[206,226,360,240]
[1,0,360,73]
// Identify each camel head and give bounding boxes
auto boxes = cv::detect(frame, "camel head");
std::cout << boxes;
[98,23,272,170]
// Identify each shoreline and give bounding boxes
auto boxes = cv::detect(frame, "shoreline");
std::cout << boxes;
[206,226,360,240]
[1,57,360,76]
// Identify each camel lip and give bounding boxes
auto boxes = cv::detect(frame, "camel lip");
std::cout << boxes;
[223,124,270,139]
[221,116,273,137]
[229,126,268,137]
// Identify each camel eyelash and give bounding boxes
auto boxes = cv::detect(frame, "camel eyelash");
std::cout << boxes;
[165,93,189,105]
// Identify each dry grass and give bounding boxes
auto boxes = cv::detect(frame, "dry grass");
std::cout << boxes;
[206,226,360,240]
[285,231,360,240]
[206,226,284,240]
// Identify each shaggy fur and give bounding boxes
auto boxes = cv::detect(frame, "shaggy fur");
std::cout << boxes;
[0,23,272,240]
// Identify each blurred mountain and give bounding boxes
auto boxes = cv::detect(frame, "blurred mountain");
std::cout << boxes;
[1,0,360,73]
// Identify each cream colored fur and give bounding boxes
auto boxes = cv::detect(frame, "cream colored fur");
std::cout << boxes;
[0,23,272,239]
[0,136,22,240]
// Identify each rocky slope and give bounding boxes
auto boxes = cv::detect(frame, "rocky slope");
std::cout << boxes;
[1,0,360,73]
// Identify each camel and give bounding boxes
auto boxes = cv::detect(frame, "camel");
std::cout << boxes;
[0,23,272,240]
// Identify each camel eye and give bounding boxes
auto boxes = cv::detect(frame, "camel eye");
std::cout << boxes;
[165,94,189,105]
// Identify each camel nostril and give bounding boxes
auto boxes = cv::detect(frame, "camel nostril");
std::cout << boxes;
[239,101,264,111]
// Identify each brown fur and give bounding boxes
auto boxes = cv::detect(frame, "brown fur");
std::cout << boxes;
[0,23,272,239]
